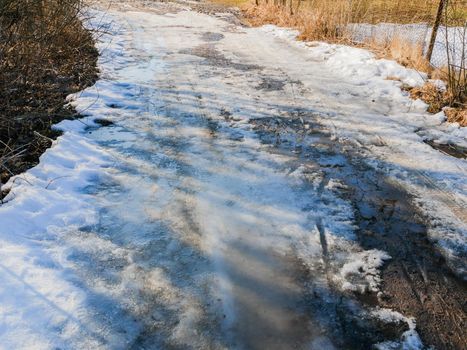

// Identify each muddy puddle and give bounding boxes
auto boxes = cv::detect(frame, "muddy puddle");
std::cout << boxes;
[423,139,467,159]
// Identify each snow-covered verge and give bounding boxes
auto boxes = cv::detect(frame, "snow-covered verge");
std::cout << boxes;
[0,14,119,349]
[262,24,467,140]
[260,24,466,279]
[0,134,113,349]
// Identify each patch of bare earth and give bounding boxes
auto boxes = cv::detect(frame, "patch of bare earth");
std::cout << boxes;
[250,110,467,349]
[351,173,467,350]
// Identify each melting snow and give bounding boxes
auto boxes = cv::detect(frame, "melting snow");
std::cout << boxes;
[0,2,465,349]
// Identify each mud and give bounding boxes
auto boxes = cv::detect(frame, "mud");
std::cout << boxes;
[423,139,467,159]
[250,112,467,349]
[94,118,115,127]
[179,44,261,71]
[201,32,225,42]
[256,77,286,91]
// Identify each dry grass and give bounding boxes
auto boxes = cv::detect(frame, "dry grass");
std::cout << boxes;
[242,0,436,62]
[445,107,467,125]
[210,0,248,7]
[240,0,442,23]
[243,2,354,42]
[0,0,98,183]
[240,0,466,123]
[241,0,439,46]
[407,83,448,113]
[337,0,439,24]
[404,80,466,126]
[364,35,432,72]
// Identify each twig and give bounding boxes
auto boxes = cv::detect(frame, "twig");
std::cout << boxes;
[45,176,72,189]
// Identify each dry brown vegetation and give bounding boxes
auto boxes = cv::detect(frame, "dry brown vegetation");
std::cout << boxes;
[240,0,466,124]
[241,0,459,36]
[407,83,448,113]
[0,0,98,184]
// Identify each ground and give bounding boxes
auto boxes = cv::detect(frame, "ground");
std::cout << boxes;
[0,1,465,349]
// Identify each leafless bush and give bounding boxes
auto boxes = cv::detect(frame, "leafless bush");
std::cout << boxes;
[0,0,89,81]
[0,0,98,183]
[442,1,466,110]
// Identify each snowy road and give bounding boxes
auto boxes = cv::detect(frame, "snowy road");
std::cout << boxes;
[1,1,466,349]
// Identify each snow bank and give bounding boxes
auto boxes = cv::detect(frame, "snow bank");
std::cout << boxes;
[0,12,124,349]
[0,123,113,349]
[261,24,427,87]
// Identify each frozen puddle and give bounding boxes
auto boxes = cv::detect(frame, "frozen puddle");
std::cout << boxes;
[1,1,465,349]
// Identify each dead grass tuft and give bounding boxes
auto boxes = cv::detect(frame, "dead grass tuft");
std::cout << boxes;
[408,83,447,113]
[445,107,467,126]
[386,38,431,72]
[243,1,354,42]
[406,82,466,126]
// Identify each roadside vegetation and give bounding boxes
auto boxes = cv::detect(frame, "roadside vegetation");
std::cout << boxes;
[0,0,98,189]
[215,0,467,125]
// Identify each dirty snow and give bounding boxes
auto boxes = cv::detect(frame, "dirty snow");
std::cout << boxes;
[0,1,465,348]
[339,250,391,293]
[371,308,424,350]
[261,24,466,279]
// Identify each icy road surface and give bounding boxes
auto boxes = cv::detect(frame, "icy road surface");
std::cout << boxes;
[0,1,466,349]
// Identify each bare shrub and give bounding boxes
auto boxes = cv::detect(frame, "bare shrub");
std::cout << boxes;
[442,3,466,110]
[0,0,98,182]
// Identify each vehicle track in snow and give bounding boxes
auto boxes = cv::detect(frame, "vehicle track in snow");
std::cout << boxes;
[1,1,465,349]
[75,2,466,348]
[250,110,467,350]
[69,2,402,348]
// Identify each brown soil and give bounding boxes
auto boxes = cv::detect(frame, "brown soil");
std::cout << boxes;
[423,139,467,159]
[321,123,467,349]
[350,172,467,350]
[249,110,467,349]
